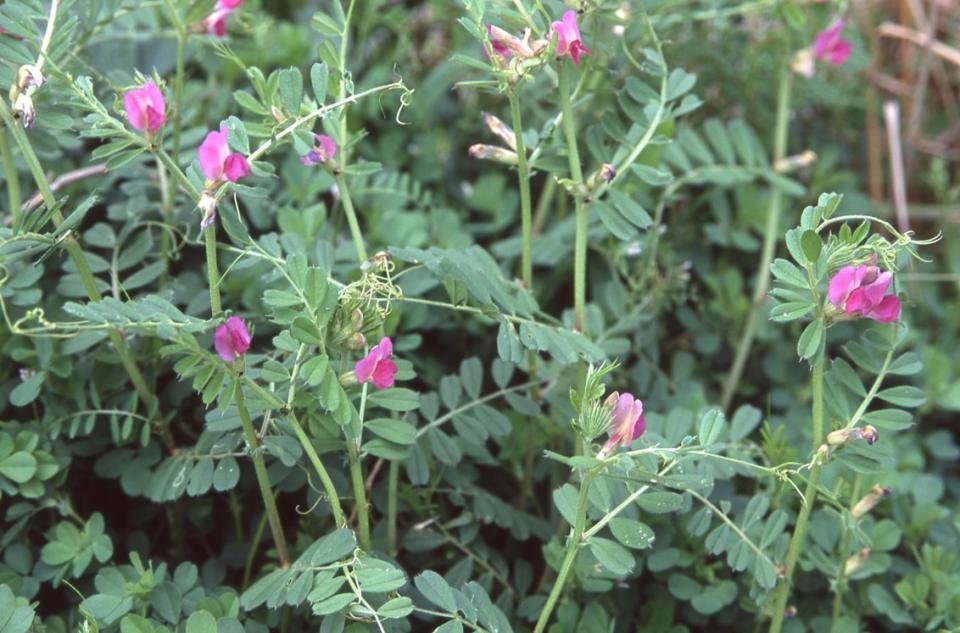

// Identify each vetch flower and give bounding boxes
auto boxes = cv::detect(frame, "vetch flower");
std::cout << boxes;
[600,391,645,455]
[124,80,166,133]
[812,20,852,66]
[301,134,337,166]
[355,337,398,390]
[214,316,251,362]
[551,10,591,64]
[199,125,250,184]
[827,264,901,323]
[203,0,242,37]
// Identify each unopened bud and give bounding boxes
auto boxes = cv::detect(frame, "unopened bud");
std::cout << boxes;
[827,424,879,446]
[851,484,892,519]
[198,192,218,230]
[271,105,285,124]
[350,309,364,330]
[339,370,358,388]
[16,64,44,91]
[487,24,536,58]
[13,93,35,128]
[587,163,617,190]
[481,112,516,150]
[783,606,797,620]
[843,548,871,575]
[792,49,815,79]
[774,150,817,173]
[347,332,366,350]
[468,144,518,165]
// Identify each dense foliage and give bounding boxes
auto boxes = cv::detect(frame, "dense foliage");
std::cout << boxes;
[1,1,958,632]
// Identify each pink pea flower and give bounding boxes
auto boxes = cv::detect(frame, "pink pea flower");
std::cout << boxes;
[601,392,645,455]
[124,80,166,133]
[214,316,251,362]
[203,0,242,37]
[551,10,591,65]
[827,264,901,323]
[199,124,250,184]
[812,20,852,66]
[301,134,337,166]
[355,337,398,390]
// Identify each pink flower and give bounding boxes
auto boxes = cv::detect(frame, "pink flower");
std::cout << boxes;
[355,337,398,390]
[214,316,251,362]
[812,20,852,66]
[602,392,645,453]
[828,264,901,323]
[124,80,166,133]
[203,0,242,37]
[199,124,250,184]
[301,134,337,166]
[551,10,591,65]
[486,25,514,59]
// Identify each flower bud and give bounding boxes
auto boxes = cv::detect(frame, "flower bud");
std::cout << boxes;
[339,370,358,389]
[13,93,35,128]
[481,112,516,150]
[16,64,44,91]
[347,332,366,350]
[468,144,518,165]
[827,424,879,446]
[198,192,218,230]
[843,548,871,575]
[851,484,892,519]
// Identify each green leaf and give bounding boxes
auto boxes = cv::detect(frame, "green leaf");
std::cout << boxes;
[635,491,684,514]
[311,529,357,565]
[378,597,414,619]
[312,593,355,615]
[800,229,822,262]
[876,386,925,408]
[414,571,457,612]
[797,319,824,361]
[367,388,420,412]
[609,518,655,549]
[365,418,416,445]
[698,409,724,445]
[588,537,635,575]
[0,452,37,483]
[730,405,762,441]
[9,371,44,407]
[310,62,329,103]
[278,67,303,116]
[185,612,217,633]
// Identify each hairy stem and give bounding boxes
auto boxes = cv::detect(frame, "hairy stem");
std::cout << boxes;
[205,226,222,316]
[387,459,399,554]
[768,362,825,633]
[721,63,793,411]
[1,130,21,228]
[235,385,290,568]
[533,473,593,633]
[508,91,533,288]
[349,383,372,550]
[558,62,586,330]
[334,172,367,263]
[287,412,346,529]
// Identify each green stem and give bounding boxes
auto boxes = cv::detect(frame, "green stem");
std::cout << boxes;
[832,475,861,622]
[557,62,586,330]
[721,62,792,411]
[1,129,21,228]
[287,412,347,528]
[508,90,533,288]
[533,473,593,633]
[349,383,371,550]
[235,385,290,567]
[205,226,222,316]
[170,20,185,171]
[387,459,399,554]
[334,172,367,263]
[242,512,269,589]
[0,100,157,413]
[768,362,825,633]
[348,447,371,551]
